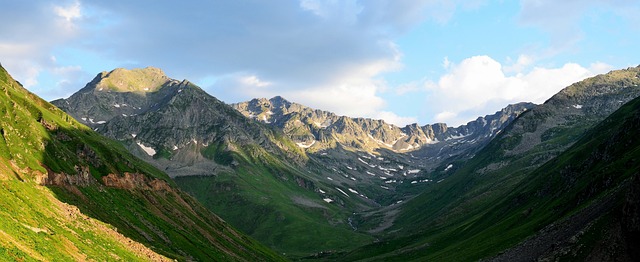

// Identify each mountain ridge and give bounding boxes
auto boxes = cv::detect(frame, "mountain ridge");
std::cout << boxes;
[52,67,378,258]
[233,96,533,171]
[52,64,640,260]
[0,64,282,261]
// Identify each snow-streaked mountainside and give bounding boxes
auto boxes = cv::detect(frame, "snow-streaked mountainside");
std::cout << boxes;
[52,67,382,257]
[233,96,534,169]
[342,65,640,261]
[51,66,531,258]
[51,65,640,261]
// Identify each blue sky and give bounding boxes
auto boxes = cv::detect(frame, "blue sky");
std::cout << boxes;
[1,0,639,126]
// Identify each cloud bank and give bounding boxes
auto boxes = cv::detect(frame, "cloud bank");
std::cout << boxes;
[1,0,636,127]
[426,55,612,126]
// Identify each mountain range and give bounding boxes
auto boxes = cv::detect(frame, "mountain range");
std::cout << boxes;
[232,96,534,170]
[4,62,638,260]
[51,66,535,257]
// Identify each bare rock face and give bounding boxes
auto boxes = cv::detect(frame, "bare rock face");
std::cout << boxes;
[36,166,97,187]
[36,165,172,192]
[232,96,534,169]
[52,68,304,179]
[102,172,172,191]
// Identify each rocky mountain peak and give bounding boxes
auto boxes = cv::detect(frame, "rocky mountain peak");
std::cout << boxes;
[269,95,292,107]
[233,94,533,160]
[93,66,171,93]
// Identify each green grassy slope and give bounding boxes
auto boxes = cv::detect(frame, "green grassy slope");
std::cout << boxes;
[175,145,375,258]
[342,81,640,261]
[0,65,282,261]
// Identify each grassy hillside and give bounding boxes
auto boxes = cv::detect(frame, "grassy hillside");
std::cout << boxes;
[340,68,640,261]
[0,65,282,261]
[174,145,375,258]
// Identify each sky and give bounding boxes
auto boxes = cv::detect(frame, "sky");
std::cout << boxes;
[1,0,639,127]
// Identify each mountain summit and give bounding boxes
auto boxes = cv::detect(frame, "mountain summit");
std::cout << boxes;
[92,67,170,93]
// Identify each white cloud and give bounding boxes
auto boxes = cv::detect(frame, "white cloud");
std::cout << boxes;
[434,111,457,123]
[427,55,611,126]
[375,111,418,126]
[289,83,386,118]
[54,0,81,22]
[442,56,451,69]
[504,54,534,73]
[0,0,86,99]
[240,75,272,88]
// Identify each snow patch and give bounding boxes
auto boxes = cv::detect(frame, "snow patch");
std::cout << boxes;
[319,189,326,194]
[573,104,583,109]
[408,169,421,174]
[327,177,333,181]
[444,164,453,172]
[336,188,349,197]
[446,133,469,141]
[323,198,333,203]
[95,121,106,124]
[348,188,359,194]
[131,134,137,138]
[136,142,156,156]
[261,115,271,123]
[113,104,121,108]
[296,140,316,148]
[368,134,394,147]
[313,121,331,128]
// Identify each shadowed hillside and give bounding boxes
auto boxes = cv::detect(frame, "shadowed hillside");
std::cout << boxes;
[0,64,282,261]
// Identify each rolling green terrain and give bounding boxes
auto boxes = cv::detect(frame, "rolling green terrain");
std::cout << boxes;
[340,66,640,261]
[0,65,282,261]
